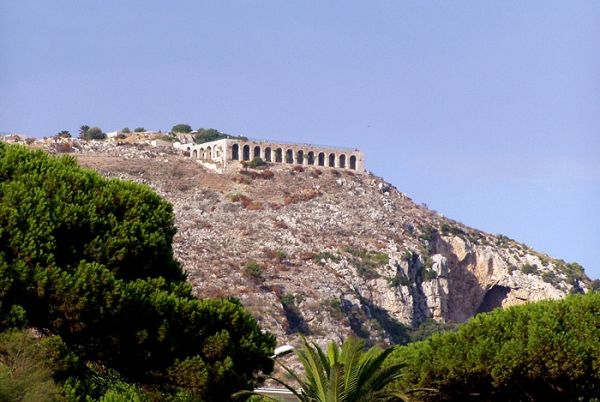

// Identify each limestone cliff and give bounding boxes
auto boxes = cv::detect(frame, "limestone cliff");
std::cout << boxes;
[44,139,589,346]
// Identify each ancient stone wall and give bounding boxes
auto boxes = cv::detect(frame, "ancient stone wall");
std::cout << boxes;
[175,138,365,172]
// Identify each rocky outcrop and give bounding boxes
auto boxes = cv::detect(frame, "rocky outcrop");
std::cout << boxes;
[38,139,589,347]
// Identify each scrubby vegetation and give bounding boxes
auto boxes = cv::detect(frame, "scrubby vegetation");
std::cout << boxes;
[0,143,275,401]
[345,247,389,280]
[193,128,248,144]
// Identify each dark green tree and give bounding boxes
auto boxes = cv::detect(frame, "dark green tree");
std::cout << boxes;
[0,143,275,400]
[171,124,192,133]
[194,128,248,144]
[133,127,145,133]
[121,127,131,134]
[82,126,106,140]
[78,125,90,138]
[390,292,600,401]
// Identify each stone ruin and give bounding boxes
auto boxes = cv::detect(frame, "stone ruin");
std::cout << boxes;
[174,138,365,173]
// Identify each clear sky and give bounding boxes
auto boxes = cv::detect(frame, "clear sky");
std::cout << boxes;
[2,1,599,278]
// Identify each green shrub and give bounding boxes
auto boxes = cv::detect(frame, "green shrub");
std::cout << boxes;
[421,268,438,281]
[244,261,264,281]
[0,330,62,402]
[390,292,600,401]
[388,269,410,288]
[440,223,466,237]
[193,128,248,144]
[541,271,558,285]
[345,248,389,280]
[247,157,266,169]
[82,126,106,140]
[312,251,341,264]
[521,263,538,274]
[171,123,192,133]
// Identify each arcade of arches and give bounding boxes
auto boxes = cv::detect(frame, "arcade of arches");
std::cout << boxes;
[230,143,359,170]
[180,139,364,172]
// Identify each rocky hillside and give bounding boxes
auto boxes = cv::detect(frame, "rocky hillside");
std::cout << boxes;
[29,137,592,346]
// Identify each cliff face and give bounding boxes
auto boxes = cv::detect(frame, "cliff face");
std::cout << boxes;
[68,141,588,345]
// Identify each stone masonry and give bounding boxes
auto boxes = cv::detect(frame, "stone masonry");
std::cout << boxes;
[174,138,365,173]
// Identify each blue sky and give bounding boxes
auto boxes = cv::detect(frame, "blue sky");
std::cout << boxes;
[2,1,599,278]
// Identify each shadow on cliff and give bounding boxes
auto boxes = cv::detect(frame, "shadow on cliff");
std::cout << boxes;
[357,295,410,345]
[432,234,491,323]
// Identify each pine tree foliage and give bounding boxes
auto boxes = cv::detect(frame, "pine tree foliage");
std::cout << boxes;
[389,292,600,401]
[0,143,275,400]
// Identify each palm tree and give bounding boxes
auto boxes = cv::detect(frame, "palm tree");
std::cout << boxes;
[237,336,412,402]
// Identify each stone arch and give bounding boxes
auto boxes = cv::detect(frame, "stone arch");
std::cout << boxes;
[296,150,304,165]
[232,143,239,160]
[206,146,212,160]
[275,148,283,163]
[192,149,198,159]
[285,149,294,164]
[339,154,346,169]
[318,152,325,166]
[264,147,272,162]
[253,146,261,159]
[349,155,357,170]
[307,151,315,165]
[242,145,250,161]
[328,153,336,167]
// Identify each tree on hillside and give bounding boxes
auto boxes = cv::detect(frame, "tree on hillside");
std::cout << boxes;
[78,125,90,138]
[82,126,106,140]
[389,292,600,401]
[171,123,192,133]
[121,127,131,134]
[133,127,145,132]
[193,128,248,144]
[0,143,275,401]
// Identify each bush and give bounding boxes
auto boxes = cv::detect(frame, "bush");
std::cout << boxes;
[390,292,600,401]
[133,127,145,133]
[247,157,266,169]
[82,126,106,140]
[171,124,192,133]
[312,251,340,265]
[0,330,62,402]
[193,128,248,144]
[244,262,264,281]
[345,247,389,279]
[521,263,538,275]
[121,127,131,134]
[421,267,438,281]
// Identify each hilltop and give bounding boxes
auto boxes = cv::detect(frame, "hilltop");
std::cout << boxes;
[12,135,592,346]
